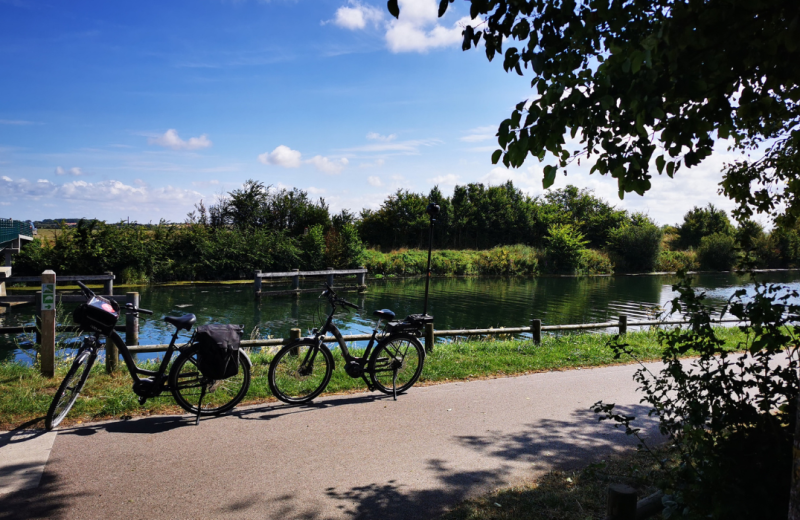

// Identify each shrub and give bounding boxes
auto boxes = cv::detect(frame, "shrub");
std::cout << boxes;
[580,249,614,274]
[544,224,588,273]
[696,233,738,271]
[595,279,799,519]
[300,225,326,270]
[655,250,698,272]
[606,221,663,272]
[677,204,734,249]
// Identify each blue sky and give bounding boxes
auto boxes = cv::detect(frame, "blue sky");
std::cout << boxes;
[0,0,750,226]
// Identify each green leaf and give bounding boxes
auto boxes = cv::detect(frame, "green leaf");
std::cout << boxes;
[656,155,666,174]
[543,165,557,188]
[438,0,449,18]
[491,149,503,164]
[387,0,399,19]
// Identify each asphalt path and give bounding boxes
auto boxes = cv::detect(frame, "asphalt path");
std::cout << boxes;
[0,362,663,520]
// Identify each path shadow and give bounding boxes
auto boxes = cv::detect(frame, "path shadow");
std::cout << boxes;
[0,469,88,520]
[232,393,387,422]
[210,403,664,520]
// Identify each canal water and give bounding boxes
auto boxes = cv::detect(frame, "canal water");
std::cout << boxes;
[2,271,799,364]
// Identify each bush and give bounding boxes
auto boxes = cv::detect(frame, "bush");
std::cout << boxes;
[544,224,588,273]
[677,204,734,249]
[595,279,799,519]
[300,225,326,270]
[696,233,738,271]
[606,221,663,272]
[655,250,698,272]
[580,249,614,274]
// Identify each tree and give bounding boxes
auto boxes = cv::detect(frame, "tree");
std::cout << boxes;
[389,0,800,222]
[677,204,734,249]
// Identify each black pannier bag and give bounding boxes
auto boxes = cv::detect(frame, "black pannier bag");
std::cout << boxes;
[73,296,120,335]
[194,324,243,380]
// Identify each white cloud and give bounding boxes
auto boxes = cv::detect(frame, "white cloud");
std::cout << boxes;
[341,138,441,154]
[428,173,460,186]
[259,145,348,173]
[259,145,303,168]
[0,176,202,208]
[307,186,326,194]
[55,166,83,176]
[307,155,348,174]
[368,175,383,186]
[333,0,478,53]
[330,0,384,30]
[148,129,212,151]
[461,125,496,143]
[366,132,397,142]
[385,0,477,53]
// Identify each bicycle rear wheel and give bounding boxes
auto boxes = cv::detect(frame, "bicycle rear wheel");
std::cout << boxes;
[45,349,96,430]
[268,340,333,404]
[368,334,425,395]
[169,345,251,415]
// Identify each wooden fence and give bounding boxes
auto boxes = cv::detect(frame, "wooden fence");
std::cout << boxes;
[254,267,367,298]
[123,314,745,355]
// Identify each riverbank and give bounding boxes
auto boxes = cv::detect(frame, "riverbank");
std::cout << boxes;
[0,327,746,430]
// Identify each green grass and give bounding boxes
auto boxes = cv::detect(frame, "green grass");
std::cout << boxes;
[0,327,749,430]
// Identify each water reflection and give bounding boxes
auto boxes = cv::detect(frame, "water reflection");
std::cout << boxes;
[2,271,799,363]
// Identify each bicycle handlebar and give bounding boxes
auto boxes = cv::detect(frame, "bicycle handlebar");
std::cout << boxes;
[321,283,359,311]
[77,280,153,315]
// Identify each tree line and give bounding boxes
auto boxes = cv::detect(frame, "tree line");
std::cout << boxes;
[14,179,800,281]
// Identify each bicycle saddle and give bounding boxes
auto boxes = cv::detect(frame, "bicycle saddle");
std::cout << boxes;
[372,309,395,320]
[164,314,196,331]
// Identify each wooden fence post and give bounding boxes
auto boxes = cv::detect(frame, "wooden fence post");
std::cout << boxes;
[531,319,542,345]
[289,328,301,356]
[356,267,366,288]
[618,314,628,335]
[292,269,300,291]
[425,322,434,353]
[125,292,139,347]
[326,267,334,287]
[103,271,113,296]
[607,484,637,520]
[40,270,57,378]
[254,270,262,299]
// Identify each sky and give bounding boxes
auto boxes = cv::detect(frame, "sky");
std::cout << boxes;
[0,0,760,227]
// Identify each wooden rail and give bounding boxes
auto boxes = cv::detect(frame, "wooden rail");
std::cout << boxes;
[126,315,748,354]
[254,267,367,298]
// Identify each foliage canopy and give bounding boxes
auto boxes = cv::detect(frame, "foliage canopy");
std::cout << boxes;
[391,0,800,222]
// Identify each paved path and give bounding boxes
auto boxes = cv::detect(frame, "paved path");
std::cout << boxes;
[0,363,663,519]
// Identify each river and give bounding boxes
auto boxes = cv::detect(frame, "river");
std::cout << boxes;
[2,271,799,363]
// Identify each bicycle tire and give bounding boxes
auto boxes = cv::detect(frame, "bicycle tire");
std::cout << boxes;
[169,345,251,416]
[45,350,96,430]
[268,340,333,405]
[368,333,425,396]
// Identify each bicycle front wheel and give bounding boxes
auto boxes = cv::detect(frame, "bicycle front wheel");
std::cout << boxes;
[369,334,425,395]
[45,350,96,430]
[268,340,333,405]
[169,346,251,416]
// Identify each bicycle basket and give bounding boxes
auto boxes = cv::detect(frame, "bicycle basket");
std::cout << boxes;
[73,296,120,335]
[194,324,243,380]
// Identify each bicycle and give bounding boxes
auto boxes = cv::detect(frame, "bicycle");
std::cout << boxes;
[267,283,430,404]
[45,281,251,430]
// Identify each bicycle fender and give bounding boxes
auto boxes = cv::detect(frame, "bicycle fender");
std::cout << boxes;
[238,348,253,369]
[283,340,335,371]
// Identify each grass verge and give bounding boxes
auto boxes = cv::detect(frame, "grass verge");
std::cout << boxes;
[0,327,747,430]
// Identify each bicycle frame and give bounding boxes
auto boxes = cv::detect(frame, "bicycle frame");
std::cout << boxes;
[84,325,194,396]
[310,301,386,364]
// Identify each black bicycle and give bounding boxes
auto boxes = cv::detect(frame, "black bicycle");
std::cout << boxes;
[45,281,251,430]
[267,283,429,404]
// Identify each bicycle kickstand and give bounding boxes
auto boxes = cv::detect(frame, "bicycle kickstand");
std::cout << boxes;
[195,385,207,425]
[392,368,398,401]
